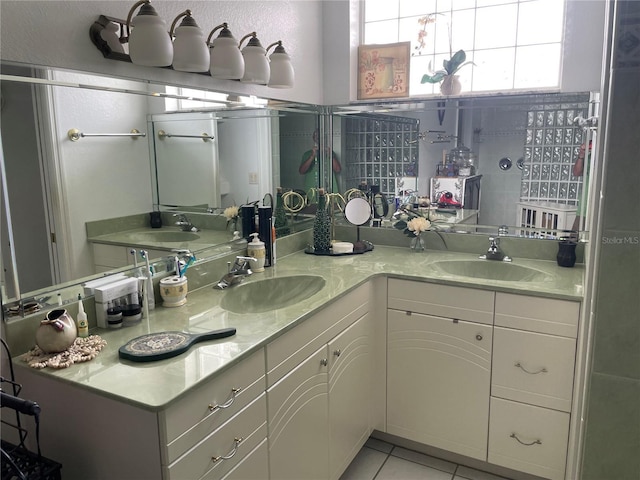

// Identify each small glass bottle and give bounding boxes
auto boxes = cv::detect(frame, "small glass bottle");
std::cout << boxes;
[313,188,331,253]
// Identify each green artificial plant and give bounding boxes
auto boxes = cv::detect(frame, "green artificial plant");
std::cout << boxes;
[420,49,474,84]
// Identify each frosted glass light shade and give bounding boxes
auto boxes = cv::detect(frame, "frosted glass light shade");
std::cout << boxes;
[210,36,244,79]
[129,7,173,66]
[241,38,269,84]
[268,46,294,88]
[172,19,209,72]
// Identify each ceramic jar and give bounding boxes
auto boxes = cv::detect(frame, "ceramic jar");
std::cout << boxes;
[160,275,188,307]
[440,75,462,96]
[36,309,78,353]
[557,240,577,267]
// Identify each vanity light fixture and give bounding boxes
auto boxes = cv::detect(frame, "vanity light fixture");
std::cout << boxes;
[207,23,244,80]
[169,10,210,72]
[266,41,294,88]
[122,0,173,67]
[239,32,270,85]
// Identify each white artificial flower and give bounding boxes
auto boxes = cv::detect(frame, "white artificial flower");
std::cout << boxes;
[407,216,431,234]
[223,205,239,220]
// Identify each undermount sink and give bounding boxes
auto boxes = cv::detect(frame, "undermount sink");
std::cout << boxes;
[125,231,201,243]
[220,275,326,314]
[431,260,551,283]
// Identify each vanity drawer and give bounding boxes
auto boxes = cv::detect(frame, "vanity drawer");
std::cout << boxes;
[166,393,267,480]
[159,349,266,464]
[266,283,369,387]
[495,292,580,337]
[492,327,576,412]
[488,397,569,480]
[388,278,494,325]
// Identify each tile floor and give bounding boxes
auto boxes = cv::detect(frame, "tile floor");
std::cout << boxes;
[340,438,514,480]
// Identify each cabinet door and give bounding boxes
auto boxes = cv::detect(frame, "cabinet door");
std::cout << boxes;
[387,309,492,461]
[267,344,329,480]
[329,314,372,480]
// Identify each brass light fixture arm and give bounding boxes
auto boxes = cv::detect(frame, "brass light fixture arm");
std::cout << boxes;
[122,0,150,44]
[206,23,227,45]
[168,9,191,38]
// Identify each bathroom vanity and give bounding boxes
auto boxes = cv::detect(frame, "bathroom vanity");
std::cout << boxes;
[12,247,583,480]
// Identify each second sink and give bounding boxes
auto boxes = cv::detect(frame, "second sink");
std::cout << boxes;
[220,275,326,313]
[431,259,551,283]
[125,231,201,243]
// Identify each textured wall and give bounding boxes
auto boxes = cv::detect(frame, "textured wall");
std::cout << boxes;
[0,1,324,104]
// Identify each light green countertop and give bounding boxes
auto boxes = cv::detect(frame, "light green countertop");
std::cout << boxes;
[87,227,236,252]
[15,247,584,411]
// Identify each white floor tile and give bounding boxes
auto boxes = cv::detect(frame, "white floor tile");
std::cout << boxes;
[364,437,394,454]
[340,447,388,480]
[455,465,511,480]
[376,455,454,480]
[391,446,457,474]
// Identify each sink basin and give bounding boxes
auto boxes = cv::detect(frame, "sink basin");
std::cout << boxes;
[125,231,201,243]
[432,260,551,282]
[220,275,326,313]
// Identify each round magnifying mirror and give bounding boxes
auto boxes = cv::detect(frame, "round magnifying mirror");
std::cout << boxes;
[344,197,371,226]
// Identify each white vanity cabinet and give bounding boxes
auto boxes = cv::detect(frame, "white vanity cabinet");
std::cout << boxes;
[488,293,580,480]
[159,349,267,479]
[386,279,495,461]
[265,283,372,480]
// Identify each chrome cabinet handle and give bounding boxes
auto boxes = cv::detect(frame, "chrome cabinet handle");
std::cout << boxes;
[476,334,483,341]
[515,362,548,375]
[510,433,542,446]
[333,349,341,357]
[212,437,243,462]
[320,358,328,367]
[208,387,242,412]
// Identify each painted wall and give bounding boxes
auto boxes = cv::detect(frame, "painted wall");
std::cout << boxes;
[0,1,324,105]
[581,2,640,479]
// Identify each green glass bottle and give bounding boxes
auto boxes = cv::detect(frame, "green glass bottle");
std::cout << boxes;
[274,187,290,237]
[313,188,331,253]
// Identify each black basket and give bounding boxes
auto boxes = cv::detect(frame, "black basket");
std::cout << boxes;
[1,440,62,480]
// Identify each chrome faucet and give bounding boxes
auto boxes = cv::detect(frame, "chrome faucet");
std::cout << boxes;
[174,213,198,232]
[480,236,512,262]
[214,256,256,289]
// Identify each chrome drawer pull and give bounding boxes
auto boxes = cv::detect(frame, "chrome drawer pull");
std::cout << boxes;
[208,387,242,412]
[212,437,244,462]
[510,433,542,446]
[320,358,328,367]
[514,362,548,375]
[333,349,342,357]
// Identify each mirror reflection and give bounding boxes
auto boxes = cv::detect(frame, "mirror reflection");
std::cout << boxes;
[1,62,596,313]
[332,91,596,237]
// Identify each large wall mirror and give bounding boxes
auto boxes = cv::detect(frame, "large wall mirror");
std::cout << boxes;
[332,91,597,238]
[1,61,597,316]
[0,62,323,312]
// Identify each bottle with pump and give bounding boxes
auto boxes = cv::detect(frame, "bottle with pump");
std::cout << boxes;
[76,295,89,338]
[247,233,266,272]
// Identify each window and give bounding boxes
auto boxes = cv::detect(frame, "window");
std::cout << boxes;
[363,0,565,95]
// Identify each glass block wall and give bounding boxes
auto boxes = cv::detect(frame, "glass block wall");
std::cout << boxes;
[520,93,590,204]
[343,114,419,199]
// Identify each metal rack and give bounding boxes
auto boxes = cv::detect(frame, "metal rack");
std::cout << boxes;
[1,339,62,480]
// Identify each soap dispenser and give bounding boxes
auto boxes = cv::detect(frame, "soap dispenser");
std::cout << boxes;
[247,233,266,272]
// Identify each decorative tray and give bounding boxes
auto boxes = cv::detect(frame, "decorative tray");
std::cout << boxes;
[304,241,374,256]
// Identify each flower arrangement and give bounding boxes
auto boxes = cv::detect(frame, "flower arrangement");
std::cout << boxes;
[223,205,239,230]
[394,208,431,236]
[414,13,474,89]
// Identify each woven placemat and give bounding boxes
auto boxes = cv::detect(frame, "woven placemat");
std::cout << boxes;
[23,335,107,369]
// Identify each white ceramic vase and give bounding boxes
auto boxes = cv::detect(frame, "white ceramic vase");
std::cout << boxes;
[440,75,462,96]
